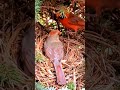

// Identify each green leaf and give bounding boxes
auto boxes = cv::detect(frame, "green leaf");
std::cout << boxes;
[35,82,47,90]
[67,82,75,90]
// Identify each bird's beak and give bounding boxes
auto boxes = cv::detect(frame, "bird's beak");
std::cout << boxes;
[58,31,62,35]
[55,12,60,18]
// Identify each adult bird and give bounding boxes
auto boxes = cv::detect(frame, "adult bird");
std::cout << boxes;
[44,30,66,85]
[55,6,85,32]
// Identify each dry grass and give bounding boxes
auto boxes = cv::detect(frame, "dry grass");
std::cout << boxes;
[0,22,34,90]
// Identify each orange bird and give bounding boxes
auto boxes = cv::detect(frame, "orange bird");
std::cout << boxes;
[56,6,85,32]
[44,30,66,85]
